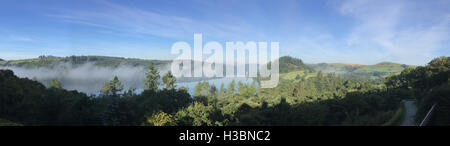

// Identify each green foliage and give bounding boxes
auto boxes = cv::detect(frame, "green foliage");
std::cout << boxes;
[0,58,5,65]
[144,61,160,91]
[49,79,62,89]
[279,70,315,81]
[176,102,215,126]
[194,81,210,97]
[311,62,412,80]
[102,97,122,126]
[382,103,405,126]
[0,69,192,126]
[210,85,217,97]
[277,56,314,73]
[0,69,102,125]
[0,118,22,126]
[145,111,177,126]
[355,62,406,73]
[386,56,450,125]
[226,80,236,96]
[295,74,301,80]
[1,56,449,126]
[162,71,176,89]
[237,81,257,98]
[219,83,225,98]
[101,76,124,96]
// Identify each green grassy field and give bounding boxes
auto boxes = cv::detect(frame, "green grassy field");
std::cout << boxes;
[279,70,317,81]
[5,58,42,65]
[354,62,406,73]
[282,62,408,81]
[311,61,412,80]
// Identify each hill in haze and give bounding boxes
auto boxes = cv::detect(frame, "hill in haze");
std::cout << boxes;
[0,55,170,69]
[0,56,174,94]
[0,55,413,91]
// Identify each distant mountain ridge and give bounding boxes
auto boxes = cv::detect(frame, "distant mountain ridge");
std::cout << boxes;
[310,61,413,78]
[0,55,171,68]
[1,55,412,77]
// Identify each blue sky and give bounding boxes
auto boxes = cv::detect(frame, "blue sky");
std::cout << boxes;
[0,0,449,65]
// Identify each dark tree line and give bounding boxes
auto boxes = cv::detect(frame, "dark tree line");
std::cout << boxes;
[385,56,450,125]
[1,57,449,126]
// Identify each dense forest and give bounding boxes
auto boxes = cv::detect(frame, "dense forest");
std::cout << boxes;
[0,56,449,126]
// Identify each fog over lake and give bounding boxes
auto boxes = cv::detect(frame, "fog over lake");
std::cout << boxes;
[1,63,253,96]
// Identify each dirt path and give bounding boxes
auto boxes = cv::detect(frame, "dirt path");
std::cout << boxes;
[400,100,418,126]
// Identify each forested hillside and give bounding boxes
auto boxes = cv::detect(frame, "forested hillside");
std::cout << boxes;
[385,57,450,125]
[278,56,314,73]
[0,55,170,68]
[0,56,448,126]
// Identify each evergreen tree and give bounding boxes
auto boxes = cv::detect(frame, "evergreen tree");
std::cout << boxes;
[145,61,160,91]
[219,83,225,98]
[210,85,217,97]
[226,80,236,96]
[162,71,176,89]
[202,81,210,96]
[101,76,124,96]
[102,97,122,126]
[194,82,203,97]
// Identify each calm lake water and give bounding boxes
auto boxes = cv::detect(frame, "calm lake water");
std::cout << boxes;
[1,66,254,96]
[176,77,254,95]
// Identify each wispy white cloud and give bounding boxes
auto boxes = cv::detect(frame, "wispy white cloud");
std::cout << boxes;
[336,0,450,65]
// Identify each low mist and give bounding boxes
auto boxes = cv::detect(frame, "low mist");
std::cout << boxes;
[1,63,160,94]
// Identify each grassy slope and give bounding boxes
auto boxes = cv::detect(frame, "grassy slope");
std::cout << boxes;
[281,59,409,81]
[311,62,412,79]
[278,56,313,73]
[279,70,316,81]
[354,62,406,73]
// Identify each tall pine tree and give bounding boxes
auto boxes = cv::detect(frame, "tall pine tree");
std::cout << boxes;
[162,71,176,89]
[145,61,160,91]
